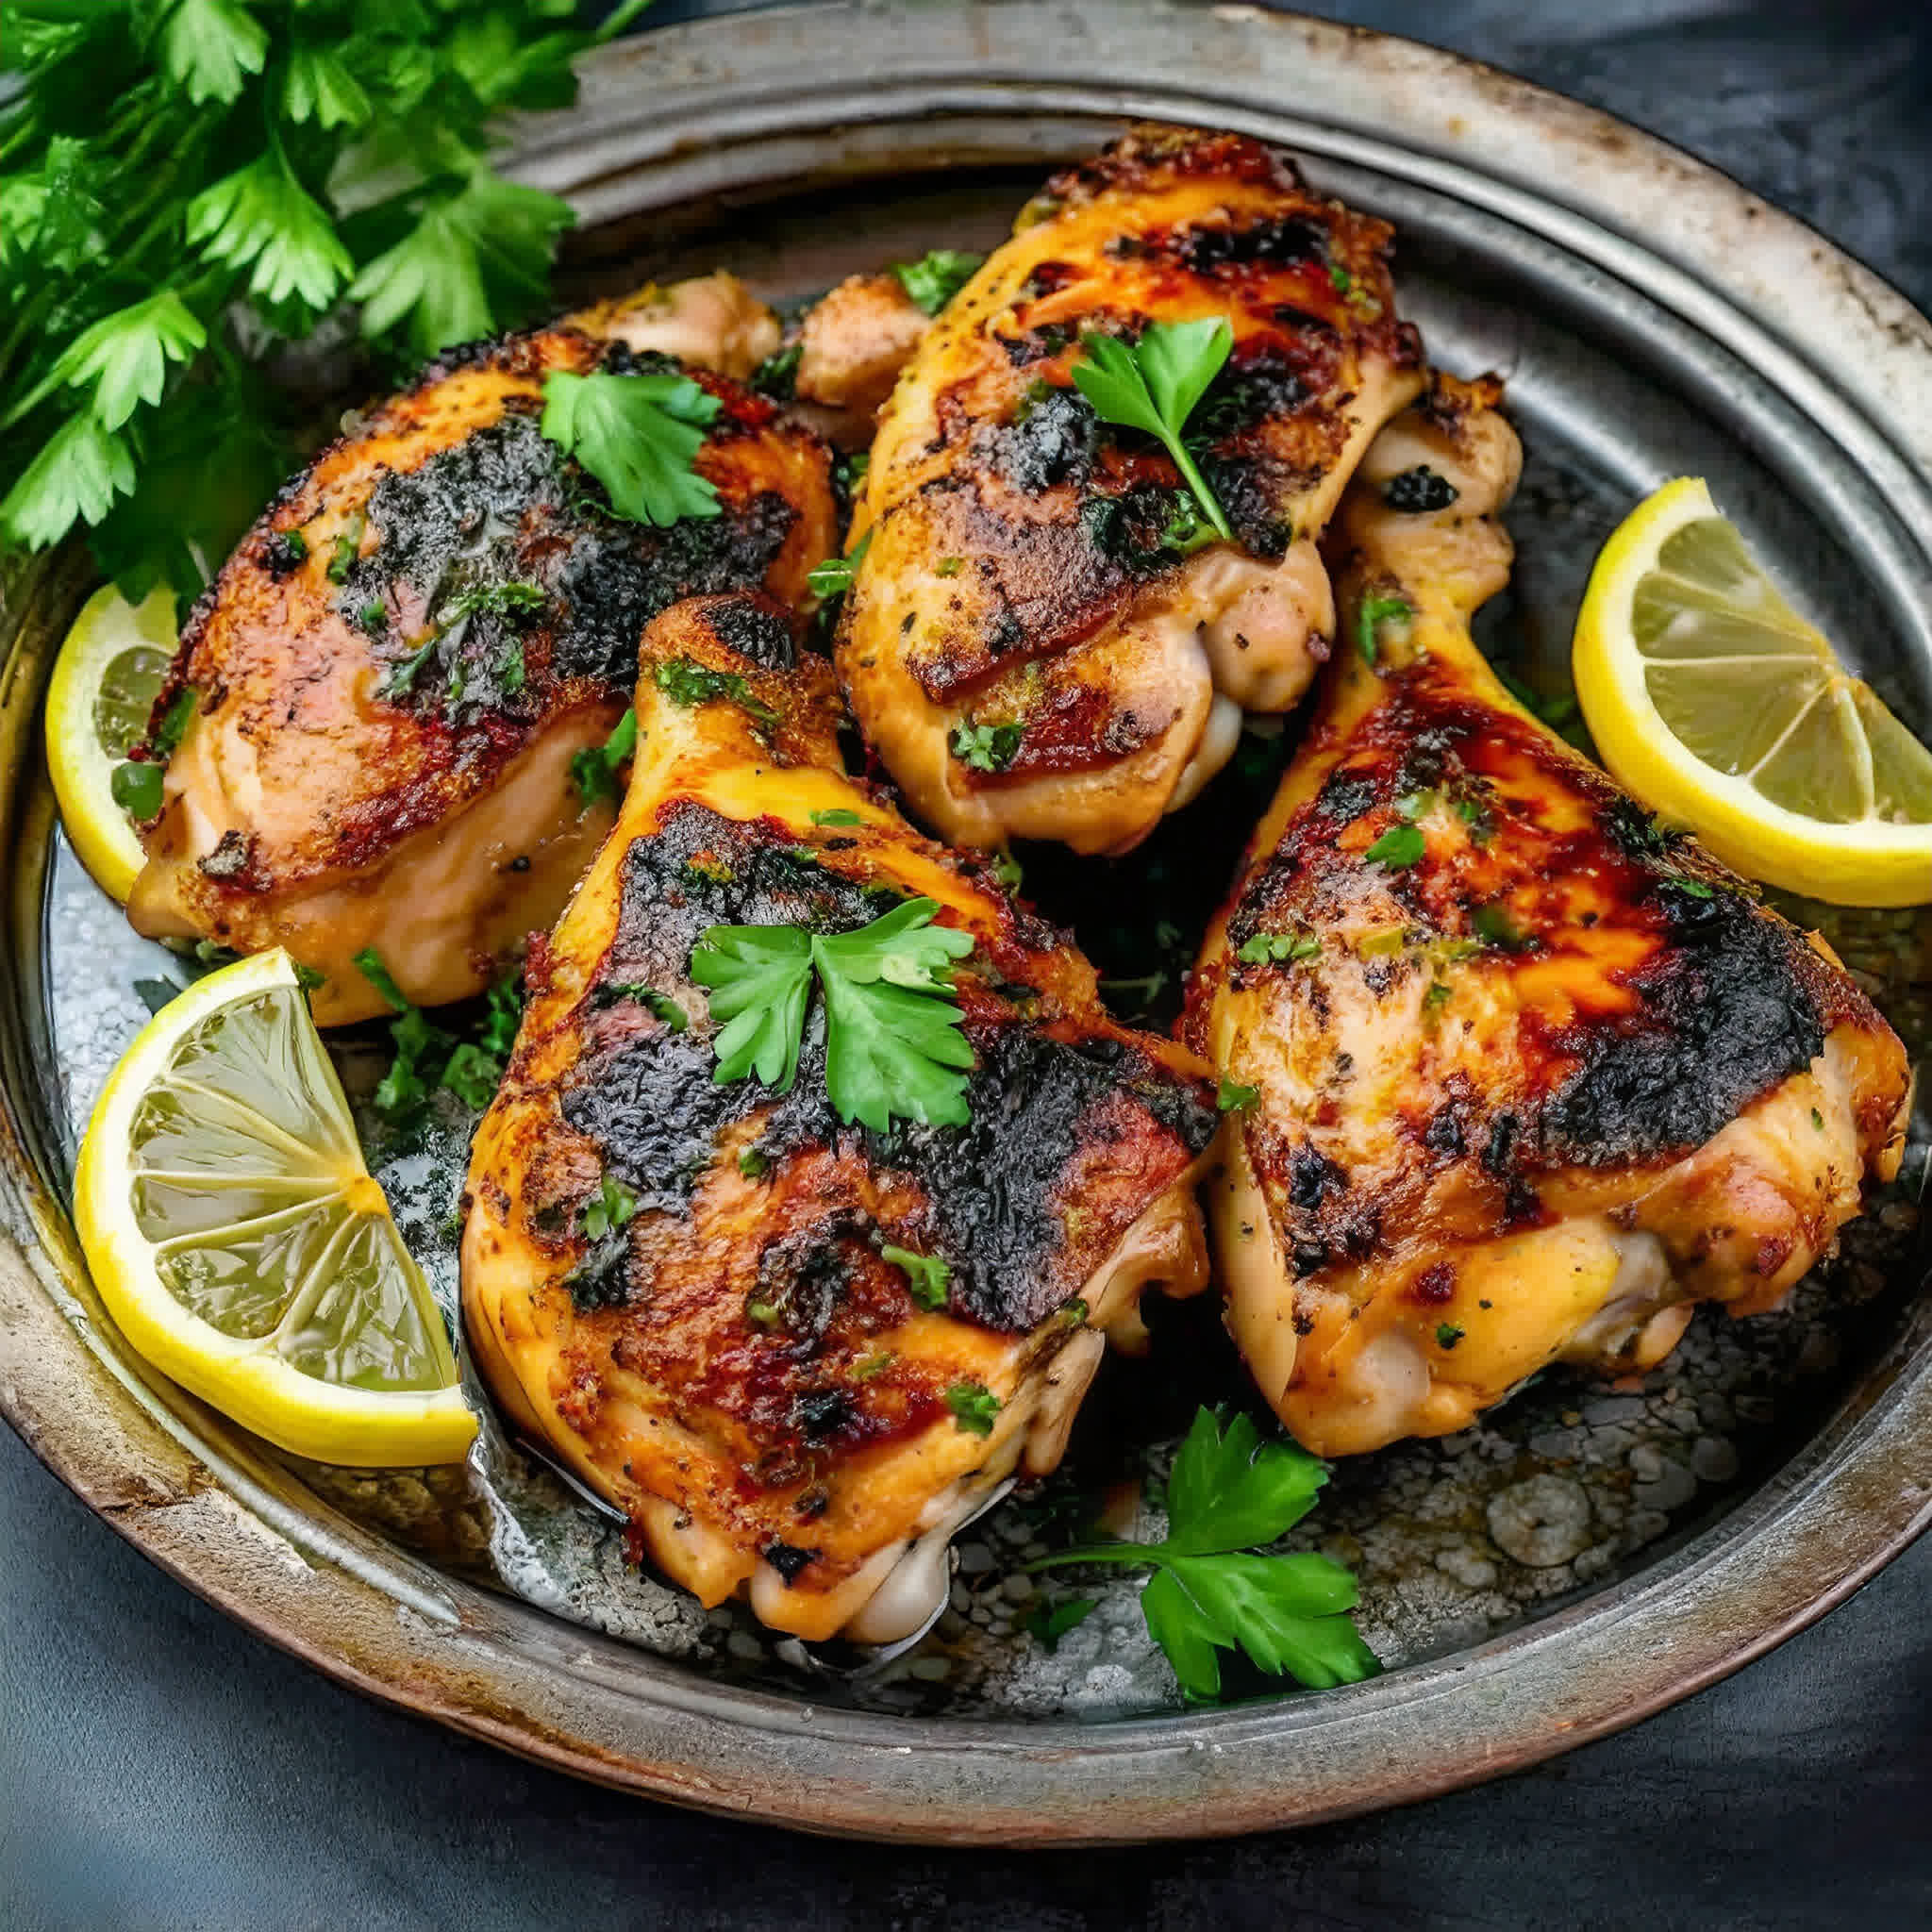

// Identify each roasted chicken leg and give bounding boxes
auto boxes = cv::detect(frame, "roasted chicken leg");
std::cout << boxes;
[1186,375,1912,1457]
[462,593,1220,1641]
[126,278,837,1025]
[837,125,1425,857]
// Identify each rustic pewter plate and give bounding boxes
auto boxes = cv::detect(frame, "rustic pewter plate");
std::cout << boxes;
[2,0,1929,1844]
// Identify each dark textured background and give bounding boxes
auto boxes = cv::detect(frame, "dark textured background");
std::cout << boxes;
[6,3,1930,1925]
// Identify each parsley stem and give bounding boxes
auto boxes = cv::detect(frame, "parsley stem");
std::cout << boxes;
[594,0,658,41]
[1026,1542,1182,1571]
[1169,444,1232,541]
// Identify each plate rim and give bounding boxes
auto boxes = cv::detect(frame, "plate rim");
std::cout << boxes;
[2,0,1928,1845]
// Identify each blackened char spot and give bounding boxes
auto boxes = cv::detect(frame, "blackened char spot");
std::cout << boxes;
[1287,1144,1347,1211]
[995,386,1096,494]
[561,805,1218,1335]
[1537,889,1825,1165]
[1317,770,1377,824]
[707,596,796,669]
[551,491,797,686]
[1166,213,1326,273]
[761,1541,818,1583]
[869,1029,1219,1331]
[339,413,799,700]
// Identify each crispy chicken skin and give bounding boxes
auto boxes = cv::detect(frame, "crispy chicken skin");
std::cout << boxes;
[125,281,837,1026]
[837,125,1425,858]
[1185,375,1912,1457]
[461,594,1220,1641]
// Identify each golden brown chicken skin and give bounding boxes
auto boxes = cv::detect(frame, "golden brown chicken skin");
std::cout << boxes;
[1186,375,1912,1457]
[837,125,1425,858]
[125,284,837,1026]
[462,594,1220,1642]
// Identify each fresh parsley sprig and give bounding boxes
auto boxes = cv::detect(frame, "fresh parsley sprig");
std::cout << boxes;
[689,897,975,1132]
[539,368,723,528]
[0,1,652,601]
[1031,1408,1379,1700]
[1072,319,1234,541]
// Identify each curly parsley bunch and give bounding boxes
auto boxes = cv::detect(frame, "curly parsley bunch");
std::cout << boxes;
[0,0,650,602]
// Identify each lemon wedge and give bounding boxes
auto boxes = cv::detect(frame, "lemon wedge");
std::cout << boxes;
[44,584,178,904]
[1573,477,1932,907]
[75,948,475,1466]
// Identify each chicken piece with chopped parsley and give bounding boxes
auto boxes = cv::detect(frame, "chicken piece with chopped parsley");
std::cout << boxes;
[836,125,1427,858]
[1186,374,1911,1456]
[125,279,840,1024]
[461,591,1221,1643]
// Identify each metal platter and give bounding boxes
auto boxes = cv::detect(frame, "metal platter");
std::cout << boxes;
[1,0,1928,1844]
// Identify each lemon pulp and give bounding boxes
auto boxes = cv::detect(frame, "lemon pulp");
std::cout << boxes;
[45,584,177,903]
[1574,478,1932,906]
[76,950,474,1464]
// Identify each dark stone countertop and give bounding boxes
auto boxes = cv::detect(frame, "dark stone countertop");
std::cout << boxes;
[4,4,1929,1925]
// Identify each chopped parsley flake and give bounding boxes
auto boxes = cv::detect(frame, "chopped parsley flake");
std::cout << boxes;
[880,1244,951,1310]
[945,1380,1002,1437]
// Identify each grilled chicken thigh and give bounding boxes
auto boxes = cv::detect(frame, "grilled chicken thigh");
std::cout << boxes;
[462,593,1220,1641]
[837,125,1425,857]
[1187,375,1912,1457]
[126,280,837,1025]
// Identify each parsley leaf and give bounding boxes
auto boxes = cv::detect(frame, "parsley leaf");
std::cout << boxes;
[352,170,575,361]
[691,897,975,1132]
[186,151,355,318]
[158,0,269,108]
[539,369,722,528]
[950,720,1024,772]
[807,525,872,599]
[946,1381,1002,1436]
[689,924,815,1092]
[1,2,641,596]
[0,415,136,550]
[582,1173,637,1241]
[353,948,525,1121]
[53,294,208,433]
[1236,930,1321,967]
[1030,1408,1379,1700]
[571,708,638,809]
[1072,320,1234,541]
[891,249,985,315]
[880,1243,952,1310]
[1365,823,1425,868]
[810,808,862,827]
[1217,1077,1259,1112]
[654,656,779,724]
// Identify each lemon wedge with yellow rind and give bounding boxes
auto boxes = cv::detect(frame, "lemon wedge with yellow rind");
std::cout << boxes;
[1573,477,1932,907]
[44,584,178,903]
[75,948,475,1466]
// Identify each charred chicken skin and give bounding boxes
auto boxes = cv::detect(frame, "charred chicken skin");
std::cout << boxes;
[462,593,1220,1641]
[126,278,836,1026]
[837,125,1425,858]
[1186,374,1912,1457]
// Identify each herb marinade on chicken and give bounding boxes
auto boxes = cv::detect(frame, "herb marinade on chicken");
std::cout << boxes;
[1186,375,1911,1456]
[837,126,1426,858]
[462,593,1220,1642]
[125,279,836,1025]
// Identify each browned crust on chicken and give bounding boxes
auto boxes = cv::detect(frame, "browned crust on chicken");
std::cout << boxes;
[837,125,1425,856]
[1188,374,1912,1456]
[126,320,838,1023]
[462,593,1220,1639]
